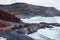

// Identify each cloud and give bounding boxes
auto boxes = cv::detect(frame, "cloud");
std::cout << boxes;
[17,0,60,10]
[0,0,17,4]
[17,0,56,6]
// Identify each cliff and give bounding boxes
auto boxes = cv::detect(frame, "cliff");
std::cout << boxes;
[0,10,21,22]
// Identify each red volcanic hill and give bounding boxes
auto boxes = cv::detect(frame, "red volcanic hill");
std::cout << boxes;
[0,10,21,22]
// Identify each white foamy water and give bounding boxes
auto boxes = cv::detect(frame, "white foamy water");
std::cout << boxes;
[54,16,60,23]
[21,16,60,23]
[20,16,60,40]
[28,27,60,40]
[0,37,7,40]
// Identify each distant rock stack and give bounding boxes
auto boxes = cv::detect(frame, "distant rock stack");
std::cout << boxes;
[0,10,21,22]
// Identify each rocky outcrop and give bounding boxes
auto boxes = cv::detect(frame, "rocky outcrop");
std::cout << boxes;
[39,22,60,26]
[14,22,60,34]
[13,23,54,34]
[0,3,60,16]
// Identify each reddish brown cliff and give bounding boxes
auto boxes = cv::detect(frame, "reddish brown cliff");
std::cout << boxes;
[0,19,10,27]
[0,10,21,22]
[0,19,12,32]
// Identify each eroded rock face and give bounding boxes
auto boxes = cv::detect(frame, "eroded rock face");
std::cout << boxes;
[0,19,10,27]
[0,19,12,33]
[0,10,21,22]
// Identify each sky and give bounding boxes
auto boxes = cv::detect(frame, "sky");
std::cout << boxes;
[0,0,60,10]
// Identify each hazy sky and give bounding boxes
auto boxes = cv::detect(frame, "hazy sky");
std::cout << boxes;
[0,0,60,10]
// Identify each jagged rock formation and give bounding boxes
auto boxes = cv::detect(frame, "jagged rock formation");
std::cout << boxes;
[0,3,60,16]
[0,10,21,22]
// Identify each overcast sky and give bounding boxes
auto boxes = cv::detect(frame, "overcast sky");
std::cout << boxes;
[0,0,60,10]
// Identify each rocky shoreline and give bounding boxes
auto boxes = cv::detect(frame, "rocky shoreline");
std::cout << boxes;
[0,6,60,40]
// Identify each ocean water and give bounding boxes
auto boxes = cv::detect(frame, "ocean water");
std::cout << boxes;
[28,27,60,40]
[21,16,60,23]
[20,16,60,40]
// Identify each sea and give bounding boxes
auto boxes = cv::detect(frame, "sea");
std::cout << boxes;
[20,16,60,40]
